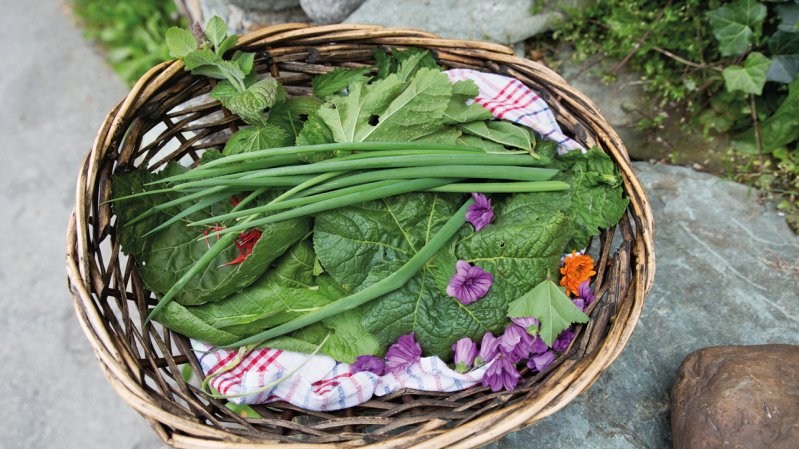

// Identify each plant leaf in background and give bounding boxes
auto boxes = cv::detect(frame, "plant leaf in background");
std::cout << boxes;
[507,278,589,347]
[733,77,799,154]
[707,0,767,56]
[776,1,799,32]
[767,30,799,83]
[723,52,772,95]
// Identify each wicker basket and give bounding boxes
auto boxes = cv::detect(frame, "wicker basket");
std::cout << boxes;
[66,23,655,449]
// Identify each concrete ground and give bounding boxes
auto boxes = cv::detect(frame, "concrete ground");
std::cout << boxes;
[0,1,161,448]
[1,2,797,449]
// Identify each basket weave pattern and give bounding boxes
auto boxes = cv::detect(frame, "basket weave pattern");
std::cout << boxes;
[66,24,655,448]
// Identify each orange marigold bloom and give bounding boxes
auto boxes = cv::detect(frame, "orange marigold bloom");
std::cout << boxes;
[559,251,596,296]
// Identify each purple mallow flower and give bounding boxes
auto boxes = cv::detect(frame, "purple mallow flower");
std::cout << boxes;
[578,280,595,305]
[385,333,422,373]
[572,297,586,312]
[452,337,478,373]
[446,261,493,305]
[499,324,534,363]
[552,328,576,353]
[351,355,385,376]
[466,193,494,231]
[510,316,540,333]
[529,335,548,355]
[474,332,499,367]
[528,350,556,372]
[482,356,521,392]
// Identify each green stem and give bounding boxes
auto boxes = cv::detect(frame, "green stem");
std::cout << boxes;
[428,181,570,193]
[221,199,473,348]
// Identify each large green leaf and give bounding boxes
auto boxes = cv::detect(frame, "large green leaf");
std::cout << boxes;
[268,97,322,144]
[444,80,494,125]
[313,192,570,357]
[317,68,452,143]
[222,125,289,155]
[111,164,310,306]
[707,0,767,56]
[767,31,799,83]
[723,52,772,95]
[733,77,799,153]
[507,279,589,346]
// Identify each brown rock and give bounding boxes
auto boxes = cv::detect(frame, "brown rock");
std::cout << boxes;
[672,344,799,449]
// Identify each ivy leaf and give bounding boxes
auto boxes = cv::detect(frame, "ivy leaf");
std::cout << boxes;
[733,77,799,153]
[723,52,772,95]
[223,125,289,155]
[205,16,227,50]
[707,0,767,56]
[312,67,371,98]
[767,31,799,83]
[776,1,799,32]
[507,278,589,347]
[165,27,197,58]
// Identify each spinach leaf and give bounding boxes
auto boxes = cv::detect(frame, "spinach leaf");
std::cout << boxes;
[112,164,310,306]
[314,192,570,357]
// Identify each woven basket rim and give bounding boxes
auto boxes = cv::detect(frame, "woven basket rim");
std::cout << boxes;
[66,22,655,449]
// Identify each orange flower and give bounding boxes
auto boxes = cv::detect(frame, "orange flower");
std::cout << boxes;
[560,251,596,296]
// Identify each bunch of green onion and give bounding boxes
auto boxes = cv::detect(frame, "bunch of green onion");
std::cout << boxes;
[119,142,569,346]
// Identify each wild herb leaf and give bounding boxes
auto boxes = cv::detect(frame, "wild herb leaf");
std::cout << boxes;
[212,78,281,125]
[217,34,238,56]
[312,67,371,98]
[374,47,441,80]
[223,125,289,155]
[165,27,197,58]
[723,52,771,95]
[507,278,589,346]
[268,97,322,143]
[314,192,570,357]
[111,164,310,306]
[459,120,534,151]
[444,80,494,125]
[204,15,227,50]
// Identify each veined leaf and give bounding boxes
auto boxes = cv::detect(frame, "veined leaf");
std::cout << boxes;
[166,27,197,58]
[205,16,227,50]
[507,278,589,347]
[707,0,767,56]
[444,80,494,125]
[223,125,289,155]
[723,52,771,95]
[312,67,371,98]
[459,120,534,152]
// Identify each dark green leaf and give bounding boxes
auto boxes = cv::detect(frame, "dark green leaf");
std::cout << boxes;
[268,97,323,144]
[312,67,372,98]
[459,120,534,151]
[507,279,589,346]
[733,77,799,152]
[776,1,799,32]
[707,0,767,56]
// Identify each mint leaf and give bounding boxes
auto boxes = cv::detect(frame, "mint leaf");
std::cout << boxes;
[318,68,452,143]
[217,34,238,57]
[111,164,310,306]
[373,48,440,80]
[223,125,289,155]
[459,120,534,152]
[707,0,767,56]
[205,16,227,50]
[183,48,220,71]
[231,51,255,76]
[507,279,589,347]
[213,78,281,125]
[314,192,570,357]
[165,27,197,58]
[723,52,771,95]
[312,67,371,98]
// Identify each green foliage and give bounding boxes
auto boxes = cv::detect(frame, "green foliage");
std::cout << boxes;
[549,0,799,232]
[507,278,589,346]
[71,0,184,85]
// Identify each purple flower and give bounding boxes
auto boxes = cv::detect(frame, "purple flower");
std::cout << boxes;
[529,335,548,355]
[385,333,422,373]
[452,337,478,373]
[446,261,493,305]
[474,332,499,367]
[466,193,494,231]
[552,328,576,353]
[572,297,586,312]
[351,355,385,376]
[510,316,540,333]
[528,350,556,372]
[499,324,534,362]
[482,356,521,392]
[578,281,595,306]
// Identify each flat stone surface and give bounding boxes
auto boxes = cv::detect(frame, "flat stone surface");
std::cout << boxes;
[345,0,559,44]
[0,1,161,448]
[672,345,799,449]
[488,162,799,449]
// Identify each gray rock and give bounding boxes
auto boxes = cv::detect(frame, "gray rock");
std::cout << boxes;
[0,0,160,448]
[488,163,799,449]
[199,0,308,34]
[345,0,560,44]
[228,0,301,10]
[301,0,366,24]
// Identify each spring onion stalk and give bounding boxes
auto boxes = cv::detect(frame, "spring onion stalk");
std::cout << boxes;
[197,142,486,170]
[150,153,305,185]
[143,192,231,237]
[176,154,546,189]
[428,181,571,193]
[220,199,474,348]
[204,178,454,238]
[189,179,409,226]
